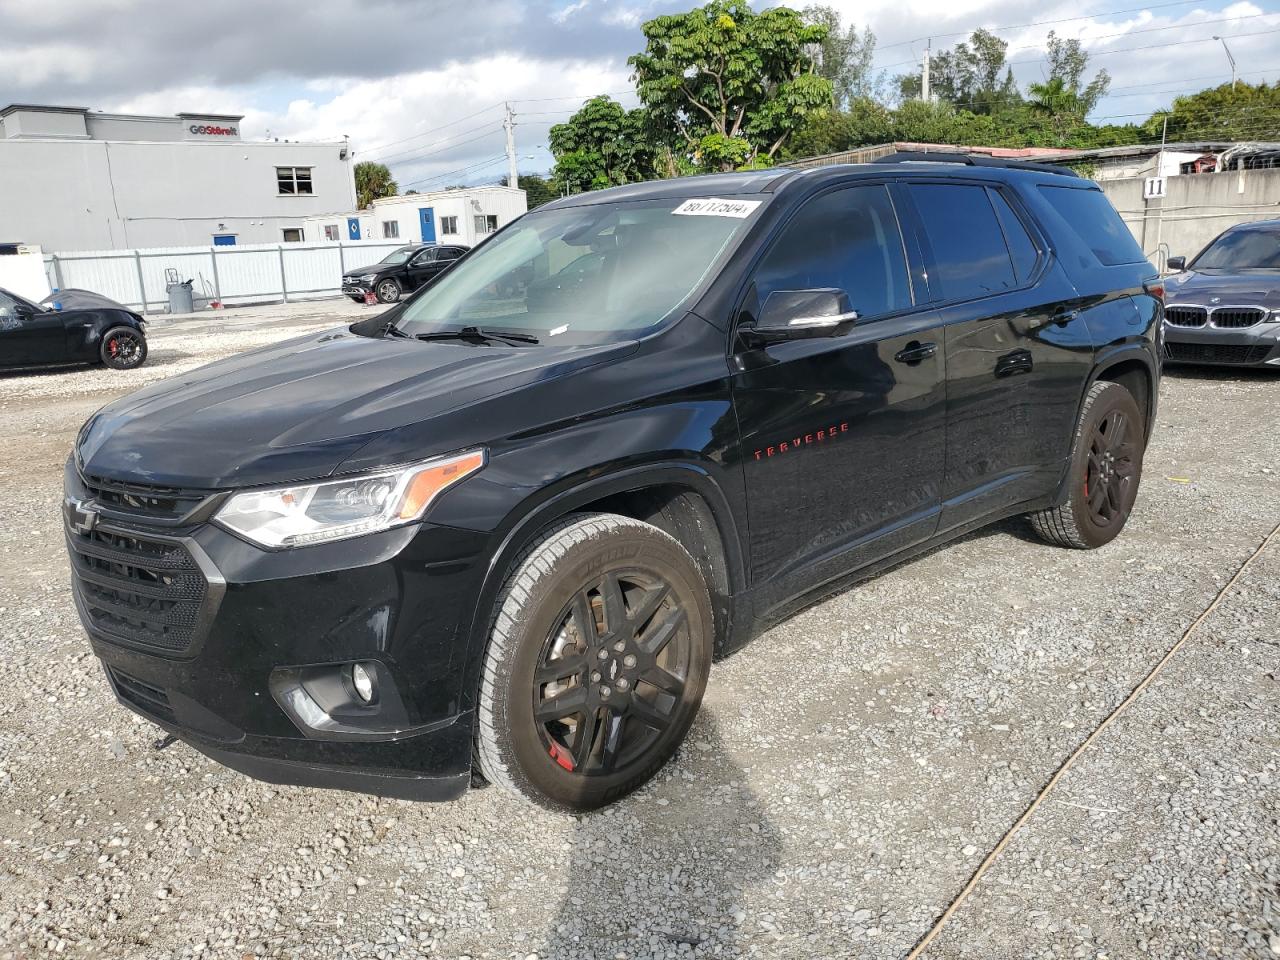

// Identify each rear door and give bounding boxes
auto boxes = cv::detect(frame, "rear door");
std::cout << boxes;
[730,182,948,607]
[897,179,1089,533]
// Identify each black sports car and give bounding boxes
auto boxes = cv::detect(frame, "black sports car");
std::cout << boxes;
[1163,219,1280,369]
[341,244,469,304]
[0,286,148,372]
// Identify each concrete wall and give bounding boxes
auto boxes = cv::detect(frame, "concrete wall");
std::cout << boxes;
[1098,167,1280,268]
[0,138,357,252]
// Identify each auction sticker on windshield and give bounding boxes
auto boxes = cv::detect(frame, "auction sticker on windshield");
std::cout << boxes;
[672,197,762,218]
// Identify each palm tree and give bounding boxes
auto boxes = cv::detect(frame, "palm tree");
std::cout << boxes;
[1028,78,1085,146]
[354,161,398,209]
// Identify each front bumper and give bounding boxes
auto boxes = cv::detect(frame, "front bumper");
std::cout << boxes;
[64,460,490,801]
[1163,308,1280,368]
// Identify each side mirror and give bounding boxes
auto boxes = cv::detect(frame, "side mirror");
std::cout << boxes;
[1166,256,1186,272]
[743,288,858,346]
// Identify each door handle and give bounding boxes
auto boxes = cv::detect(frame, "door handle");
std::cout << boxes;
[995,349,1034,378]
[1052,309,1080,326]
[894,341,937,365]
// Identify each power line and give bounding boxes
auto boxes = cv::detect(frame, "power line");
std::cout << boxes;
[399,154,511,191]
[357,101,505,158]
[875,0,1236,51]
[370,122,506,166]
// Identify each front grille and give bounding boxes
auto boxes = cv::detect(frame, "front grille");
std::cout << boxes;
[107,666,176,724]
[80,473,212,524]
[1164,306,1207,328]
[1165,342,1271,364]
[1209,308,1267,329]
[69,526,209,654]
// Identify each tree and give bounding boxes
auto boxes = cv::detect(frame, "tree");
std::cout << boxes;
[894,30,1018,114]
[354,161,397,209]
[787,96,893,157]
[1142,81,1280,141]
[1044,31,1110,115]
[548,96,656,193]
[629,1,832,171]
[518,173,559,208]
[802,5,878,108]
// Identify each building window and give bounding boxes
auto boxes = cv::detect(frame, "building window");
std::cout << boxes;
[440,216,459,235]
[474,214,498,235]
[277,167,313,195]
[382,220,400,239]
[323,224,340,241]
[282,228,304,242]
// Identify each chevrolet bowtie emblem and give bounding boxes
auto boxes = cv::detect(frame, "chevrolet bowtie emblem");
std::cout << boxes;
[64,498,99,536]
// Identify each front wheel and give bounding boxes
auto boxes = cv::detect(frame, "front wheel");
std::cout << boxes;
[374,278,401,303]
[99,326,148,370]
[475,514,713,811]
[1029,379,1145,549]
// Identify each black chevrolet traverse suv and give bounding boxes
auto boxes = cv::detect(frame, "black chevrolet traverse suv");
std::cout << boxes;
[66,155,1162,811]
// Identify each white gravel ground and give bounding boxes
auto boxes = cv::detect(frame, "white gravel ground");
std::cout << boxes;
[0,302,1277,960]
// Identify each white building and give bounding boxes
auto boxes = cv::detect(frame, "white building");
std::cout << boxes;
[303,186,528,249]
[0,103,357,252]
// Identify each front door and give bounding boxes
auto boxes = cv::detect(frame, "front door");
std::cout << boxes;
[0,292,66,366]
[895,180,1090,533]
[419,208,436,244]
[730,183,947,610]
[406,248,439,289]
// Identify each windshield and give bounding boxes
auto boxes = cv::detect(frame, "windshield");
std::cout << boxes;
[392,197,759,342]
[1192,227,1280,270]
[380,247,418,266]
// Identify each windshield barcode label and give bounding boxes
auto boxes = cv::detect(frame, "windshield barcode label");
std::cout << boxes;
[672,198,762,218]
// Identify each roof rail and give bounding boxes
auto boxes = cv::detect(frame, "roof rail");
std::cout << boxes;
[871,151,1080,178]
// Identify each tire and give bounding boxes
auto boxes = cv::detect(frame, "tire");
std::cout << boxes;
[1030,380,1145,549]
[374,278,401,303]
[475,513,713,812]
[99,326,148,370]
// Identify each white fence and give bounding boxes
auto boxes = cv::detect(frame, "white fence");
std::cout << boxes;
[43,241,408,313]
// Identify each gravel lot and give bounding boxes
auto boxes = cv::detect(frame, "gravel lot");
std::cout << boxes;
[1,301,1277,960]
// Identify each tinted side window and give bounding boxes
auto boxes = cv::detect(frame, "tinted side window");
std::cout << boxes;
[909,183,1016,301]
[1038,186,1145,266]
[753,185,911,321]
[990,189,1039,283]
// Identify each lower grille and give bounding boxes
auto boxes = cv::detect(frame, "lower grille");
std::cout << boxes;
[69,527,210,654]
[1210,308,1266,329]
[1164,306,1206,328]
[108,666,176,724]
[1165,342,1271,365]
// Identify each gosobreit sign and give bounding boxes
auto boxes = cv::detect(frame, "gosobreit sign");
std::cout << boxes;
[189,124,238,136]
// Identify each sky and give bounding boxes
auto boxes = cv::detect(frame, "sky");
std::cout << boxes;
[2,0,1279,193]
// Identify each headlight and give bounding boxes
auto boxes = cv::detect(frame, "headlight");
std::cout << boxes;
[214,449,485,549]
[360,274,378,283]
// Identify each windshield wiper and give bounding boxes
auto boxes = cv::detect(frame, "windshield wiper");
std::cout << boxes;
[414,326,540,345]
[382,321,410,338]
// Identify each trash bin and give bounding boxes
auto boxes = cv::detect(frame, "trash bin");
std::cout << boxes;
[166,279,194,314]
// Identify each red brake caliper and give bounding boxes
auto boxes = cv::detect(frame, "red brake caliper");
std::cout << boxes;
[109,338,119,357]
[548,740,575,771]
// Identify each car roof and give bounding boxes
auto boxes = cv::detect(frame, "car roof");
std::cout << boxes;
[1224,218,1280,232]
[541,157,1090,210]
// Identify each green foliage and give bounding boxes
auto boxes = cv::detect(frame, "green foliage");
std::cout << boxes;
[548,95,656,193]
[802,5,878,108]
[1142,81,1280,142]
[354,161,397,209]
[629,0,833,171]
[517,174,559,208]
[894,30,1020,115]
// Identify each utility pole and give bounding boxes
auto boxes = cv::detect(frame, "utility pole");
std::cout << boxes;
[503,102,519,189]
[921,41,931,103]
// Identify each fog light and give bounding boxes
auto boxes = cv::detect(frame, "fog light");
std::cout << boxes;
[351,662,376,703]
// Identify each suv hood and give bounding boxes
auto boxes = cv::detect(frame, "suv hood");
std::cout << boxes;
[78,326,630,489]
[1166,269,1280,307]
[344,262,398,277]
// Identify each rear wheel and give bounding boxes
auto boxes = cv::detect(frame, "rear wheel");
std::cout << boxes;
[99,326,147,370]
[375,278,401,303]
[1030,380,1145,549]
[475,514,712,811]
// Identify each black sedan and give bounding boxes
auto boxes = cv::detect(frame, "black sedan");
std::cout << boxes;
[1163,219,1280,369]
[342,244,469,304]
[0,287,147,372]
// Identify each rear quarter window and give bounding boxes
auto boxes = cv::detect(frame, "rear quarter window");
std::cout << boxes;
[1038,186,1145,266]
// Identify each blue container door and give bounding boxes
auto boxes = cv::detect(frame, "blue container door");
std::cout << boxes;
[419,208,436,243]
[213,234,236,246]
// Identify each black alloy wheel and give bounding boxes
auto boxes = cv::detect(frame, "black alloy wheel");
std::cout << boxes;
[534,570,692,776]
[1083,407,1138,529]
[100,327,148,370]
